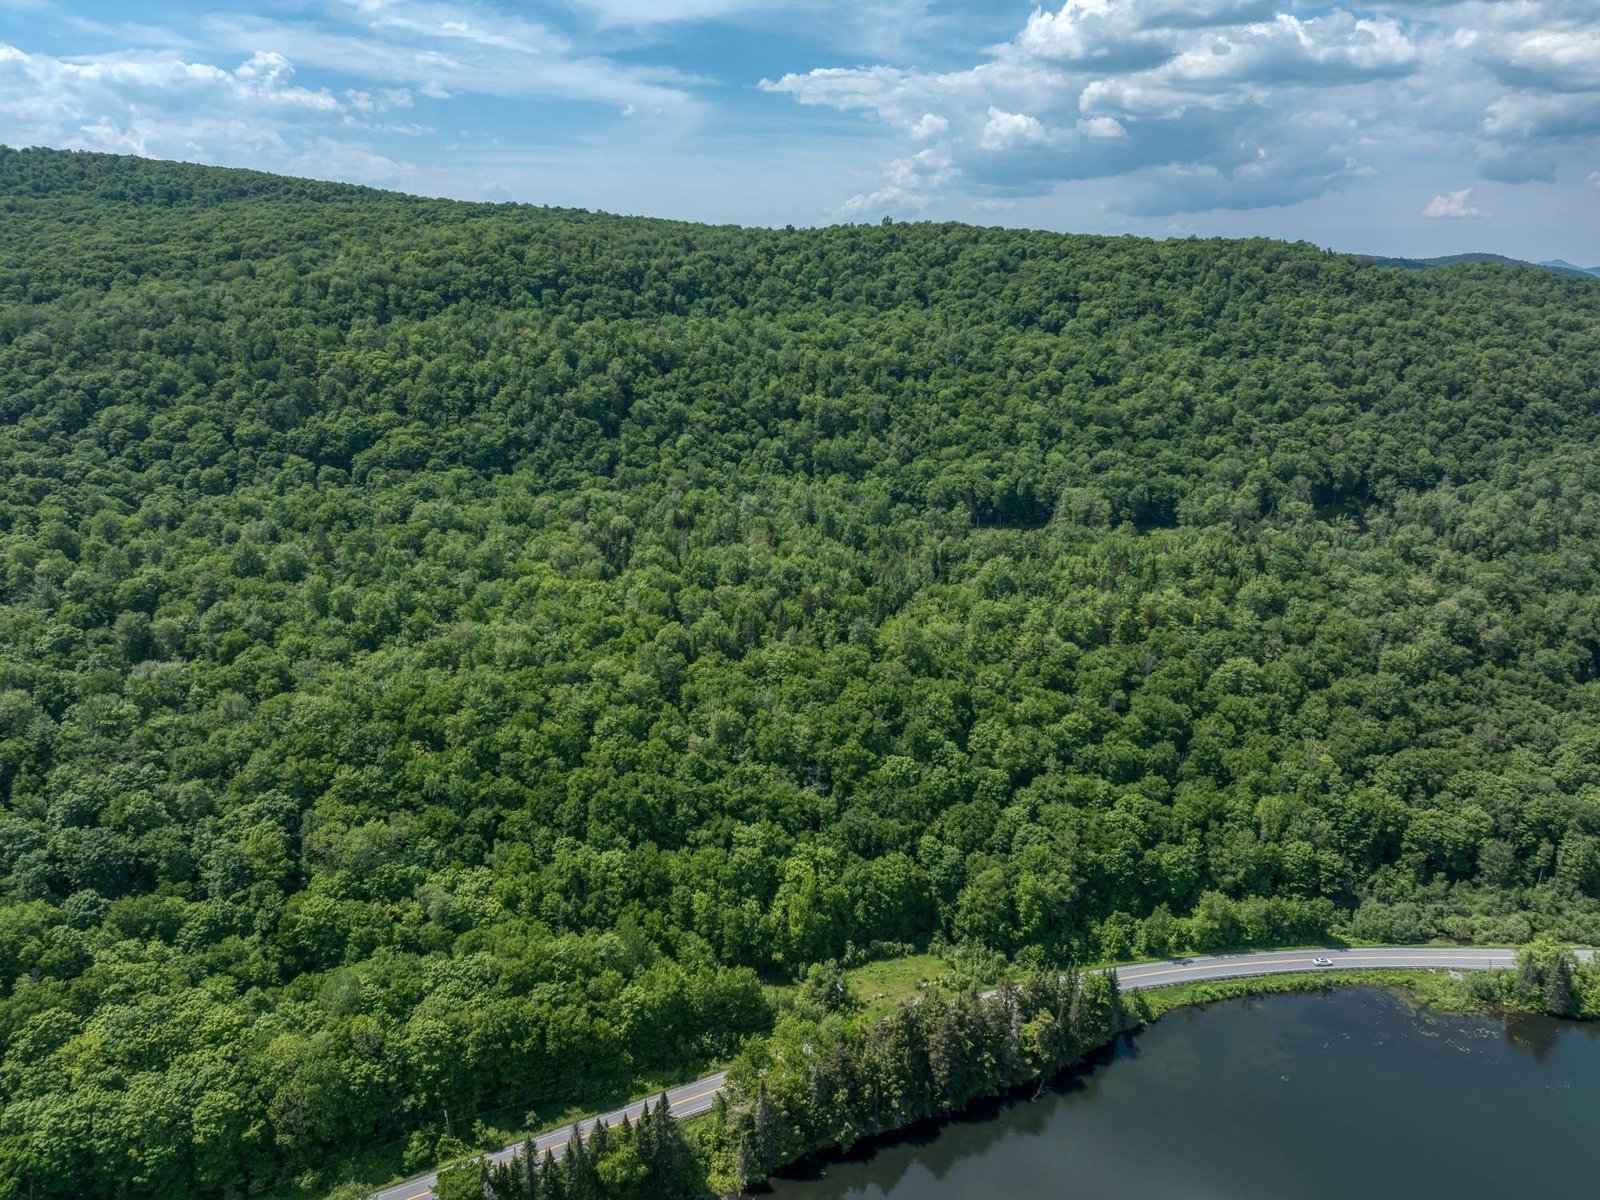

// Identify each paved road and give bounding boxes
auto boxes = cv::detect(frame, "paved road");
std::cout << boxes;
[371,1071,729,1200]
[371,945,1589,1200]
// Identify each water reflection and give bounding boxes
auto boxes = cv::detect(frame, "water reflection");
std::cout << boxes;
[767,990,1600,1200]
[769,1050,1115,1196]
[1502,1009,1600,1062]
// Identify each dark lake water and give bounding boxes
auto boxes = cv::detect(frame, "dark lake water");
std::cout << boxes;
[767,988,1600,1200]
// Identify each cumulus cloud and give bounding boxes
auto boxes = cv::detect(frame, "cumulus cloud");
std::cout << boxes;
[763,0,1600,218]
[1078,115,1126,138]
[840,145,954,212]
[1483,91,1600,141]
[0,0,711,188]
[1423,187,1483,218]
[980,108,1050,151]
[1483,25,1600,92]
[8,0,1598,232]
[1010,2,1174,71]
[1150,14,1418,89]
[0,43,408,183]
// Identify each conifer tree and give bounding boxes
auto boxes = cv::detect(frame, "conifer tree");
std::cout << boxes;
[538,1151,565,1200]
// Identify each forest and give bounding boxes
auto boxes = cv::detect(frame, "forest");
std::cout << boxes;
[2,145,1600,1198]
[435,965,1134,1199]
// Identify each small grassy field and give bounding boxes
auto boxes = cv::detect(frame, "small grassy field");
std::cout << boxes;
[841,953,963,1012]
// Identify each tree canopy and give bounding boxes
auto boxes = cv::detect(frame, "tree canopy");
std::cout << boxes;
[2,146,1600,1197]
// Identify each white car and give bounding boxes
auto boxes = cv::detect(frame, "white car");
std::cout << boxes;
[1311,956,1334,966]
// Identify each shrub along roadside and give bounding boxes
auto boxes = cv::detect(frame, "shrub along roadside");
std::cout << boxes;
[429,1094,705,1200]
[427,969,1131,1199]
[399,944,1600,1199]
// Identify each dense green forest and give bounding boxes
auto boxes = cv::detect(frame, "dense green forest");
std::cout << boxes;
[2,146,1600,1198]
[436,966,1133,1200]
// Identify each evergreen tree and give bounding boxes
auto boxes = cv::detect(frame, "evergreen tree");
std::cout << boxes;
[730,1109,760,1188]
[751,1082,781,1175]
[1518,938,1580,1017]
[538,1151,566,1200]
[561,1125,597,1200]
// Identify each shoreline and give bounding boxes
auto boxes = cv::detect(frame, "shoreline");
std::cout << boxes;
[753,965,1593,1194]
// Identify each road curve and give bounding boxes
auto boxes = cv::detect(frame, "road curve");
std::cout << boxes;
[371,945,1590,1200]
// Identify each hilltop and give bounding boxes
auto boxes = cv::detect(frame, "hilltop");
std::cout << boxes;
[1364,250,1600,278]
[2,147,1600,1199]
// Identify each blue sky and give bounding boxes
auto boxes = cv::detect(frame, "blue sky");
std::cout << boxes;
[1,0,1596,261]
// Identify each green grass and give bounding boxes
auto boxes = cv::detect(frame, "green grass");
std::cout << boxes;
[1131,967,1514,1023]
[842,953,963,1012]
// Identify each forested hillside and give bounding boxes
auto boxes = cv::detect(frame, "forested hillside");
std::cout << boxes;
[2,146,1600,1199]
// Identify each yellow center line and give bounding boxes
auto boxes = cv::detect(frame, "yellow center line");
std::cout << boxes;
[539,1084,729,1145]
[667,1083,726,1106]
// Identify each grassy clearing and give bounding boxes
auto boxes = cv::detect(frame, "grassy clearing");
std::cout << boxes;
[842,953,962,1012]
[1132,966,1509,1022]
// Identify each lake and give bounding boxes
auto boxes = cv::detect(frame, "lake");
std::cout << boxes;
[766,988,1600,1200]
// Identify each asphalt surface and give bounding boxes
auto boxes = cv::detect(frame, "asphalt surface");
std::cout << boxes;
[370,945,1589,1200]
[370,1071,729,1200]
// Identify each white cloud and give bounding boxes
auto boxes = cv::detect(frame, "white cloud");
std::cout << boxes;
[1074,13,1419,121]
[763,0,1600,218]
[0,42,410,183]
[344,88,414,115]
[1482,90,1600,141]
[1486,25,1600,92]
[196,1,696,114]
[1078,115,1126,138]
[761,64,917,118]
[287,136,412,185]
[6,0,1598,240]
[1114,136,1361,215]
[1423,187,1483,218]
[980,107,1049,151]
[1011,1,1172,70]
[840,145,954,212]
[0,45,343,118]
[1154,14,1418,88]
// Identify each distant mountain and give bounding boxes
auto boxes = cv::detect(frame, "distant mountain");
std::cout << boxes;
[1540,259,1600,278]
[1366,251,1598,279]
